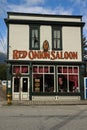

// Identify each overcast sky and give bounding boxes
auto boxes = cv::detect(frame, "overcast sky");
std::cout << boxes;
[0,0,87,53]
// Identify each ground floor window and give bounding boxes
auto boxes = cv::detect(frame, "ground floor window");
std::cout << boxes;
[32,65,79,93]
[57,66,79,92]
[12,65,29,74]
[32,65,55,92]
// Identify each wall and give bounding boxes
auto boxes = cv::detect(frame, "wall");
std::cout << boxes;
[9,24,82,62]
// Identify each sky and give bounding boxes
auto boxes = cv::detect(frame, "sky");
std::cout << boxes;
[0,0,87,53]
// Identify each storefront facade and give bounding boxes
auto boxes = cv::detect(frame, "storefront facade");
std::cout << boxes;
[5,12,85,101]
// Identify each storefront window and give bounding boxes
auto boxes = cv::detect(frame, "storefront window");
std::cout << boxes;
[33,74,43,92]
[33,66,38,73]
[57,66,79,93]
[58,67,62,73]
[12,65,29,74]
[58,74,67,92]
[13,66,20,73]
[32,65,55,93]
[44,66,49,73]
[44,74,54,92]
[21,66,28,73]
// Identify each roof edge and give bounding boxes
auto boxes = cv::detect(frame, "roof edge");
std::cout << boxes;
[7,12,83,19]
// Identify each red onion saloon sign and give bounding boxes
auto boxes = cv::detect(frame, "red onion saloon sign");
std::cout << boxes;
[13,50,78,60]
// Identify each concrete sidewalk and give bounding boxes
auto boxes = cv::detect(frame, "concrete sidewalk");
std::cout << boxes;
[1,100,87,106]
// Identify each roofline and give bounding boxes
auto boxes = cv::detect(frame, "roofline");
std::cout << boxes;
[7,12,83,19]
[4,19,85,27]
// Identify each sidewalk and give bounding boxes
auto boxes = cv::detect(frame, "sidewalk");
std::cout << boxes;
[1,100,87,106]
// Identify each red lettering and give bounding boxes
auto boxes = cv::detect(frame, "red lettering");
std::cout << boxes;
[13,50,19,59]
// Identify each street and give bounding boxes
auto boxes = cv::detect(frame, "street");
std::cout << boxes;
[0,105,87,130]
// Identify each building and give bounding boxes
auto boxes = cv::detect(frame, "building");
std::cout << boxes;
[5,12,85,101]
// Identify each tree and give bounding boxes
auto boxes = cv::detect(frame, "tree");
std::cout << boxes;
[83,36,87,60]
[0,63,7,80]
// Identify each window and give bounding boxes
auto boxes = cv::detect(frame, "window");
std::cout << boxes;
[57,66,79,93]
[52,26,62,50]
[30,26,40,50]
[14,78,20,92]
[12,65,29,74]
[32,65,55,93]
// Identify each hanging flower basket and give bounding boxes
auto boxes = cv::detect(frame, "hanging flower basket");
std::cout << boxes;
[14,72,22,78]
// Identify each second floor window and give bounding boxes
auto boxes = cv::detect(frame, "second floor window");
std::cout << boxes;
[30,26,40,50]
[52,26,62,50]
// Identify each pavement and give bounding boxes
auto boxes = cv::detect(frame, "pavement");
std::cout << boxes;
[1,100,87,106]
[0,104,87,130]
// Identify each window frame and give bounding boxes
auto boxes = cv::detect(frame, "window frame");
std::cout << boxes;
[12,65,29,75]
[52,26,62,50]
[57,65,79,93]
[32,65,55,93]
[30,25,40,50]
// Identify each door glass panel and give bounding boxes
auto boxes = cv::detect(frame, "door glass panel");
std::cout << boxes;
[14,78,20,92]
[22,78,28,92]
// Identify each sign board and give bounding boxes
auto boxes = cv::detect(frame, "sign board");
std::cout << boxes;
[84,77,87,99]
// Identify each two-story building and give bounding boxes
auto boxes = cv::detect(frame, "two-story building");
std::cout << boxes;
[5,12,85,101]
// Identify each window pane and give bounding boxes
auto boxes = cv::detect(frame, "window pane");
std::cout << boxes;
[44,66,49,73]
[21,66,28,73]
[14,78,20,92]
[32,39,34,48]
[69,75,78,92]
[13,66,20,73]
[33,66,38,73]
[58,74,67,92]
[74,67,78,73]
[52,27,61,50]
[68,67,73,73]
[35,42,38,48]
[39,66,43,73]
[35,29,38,37]
[54,30,57,38]
[53,39,57,48]
[63,67,67,73]
[57,39,60,48]
[32,30,34,37]
[58,67,62,73]
[44,74,54,92]
[30,27,39,49]
[50,67,54,73]
[57,30,60,38]
[22,78,28,92]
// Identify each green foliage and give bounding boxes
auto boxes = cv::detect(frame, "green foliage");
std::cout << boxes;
[83,36,87,58]
[0,63,7,80]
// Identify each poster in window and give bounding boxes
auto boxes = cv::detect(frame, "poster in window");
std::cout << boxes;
[34,78,40,92]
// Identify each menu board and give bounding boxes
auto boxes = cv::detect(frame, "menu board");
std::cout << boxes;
[34,79,40,92]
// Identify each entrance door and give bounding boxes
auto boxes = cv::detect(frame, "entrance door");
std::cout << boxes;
[21,77,29,100]
[12,77,29,100]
